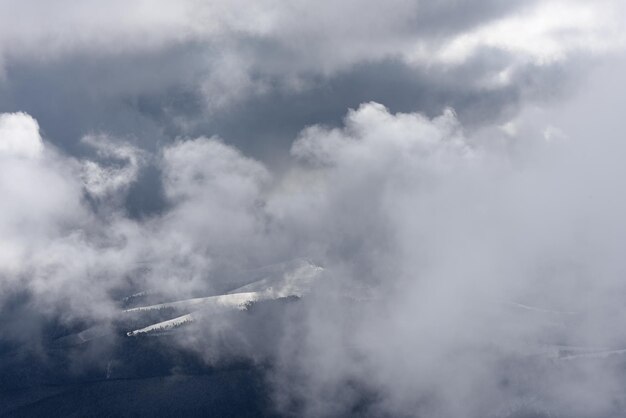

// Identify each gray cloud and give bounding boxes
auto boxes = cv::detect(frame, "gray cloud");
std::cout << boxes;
[0,0,607,161]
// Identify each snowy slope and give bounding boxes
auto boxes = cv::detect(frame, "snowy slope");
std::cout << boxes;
[124,259,323,337]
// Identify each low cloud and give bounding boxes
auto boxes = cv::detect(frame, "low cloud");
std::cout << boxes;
[1,2,626,415]
[2,88,626,415]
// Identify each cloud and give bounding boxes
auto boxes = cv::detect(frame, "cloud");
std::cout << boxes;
[80,134,145,201]
[266,96,626,416]
[0,112,43,158]
[1,2,626,417]
[413,0,626,66]
[2,65,626,415]
[1,0,621,153]
[4,0,620,73]
[0,0,201,60]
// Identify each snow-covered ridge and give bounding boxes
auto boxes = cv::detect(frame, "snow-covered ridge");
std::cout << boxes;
[61,259,626,364]
[123,259,324,337]
[126,313,194,337]
[124,291,260,313]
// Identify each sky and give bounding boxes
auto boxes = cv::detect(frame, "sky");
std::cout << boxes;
[1,1,626,417]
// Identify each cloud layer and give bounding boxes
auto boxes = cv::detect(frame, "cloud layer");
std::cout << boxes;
[1,1,626,417]
[3,85,626,415]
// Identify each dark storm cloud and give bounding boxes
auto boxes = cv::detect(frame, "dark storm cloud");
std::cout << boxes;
[1,46,575,170]
[0,45,208,154]
[0,0,545,162]
[197,51,576,162]
[0,0,598,205]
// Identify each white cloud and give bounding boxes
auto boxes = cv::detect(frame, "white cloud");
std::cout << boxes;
[0,112,43,158]
[268,91,626,416]
[292,102,470,167]
[80,134,145,200]
[0,112,86,292]
[0,1,200,59]
[420,0,626,65]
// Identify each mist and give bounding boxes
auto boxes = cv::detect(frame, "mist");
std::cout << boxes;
[1,1,626,417]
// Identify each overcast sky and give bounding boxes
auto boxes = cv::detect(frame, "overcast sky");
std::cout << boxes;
[1,1,626,417]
